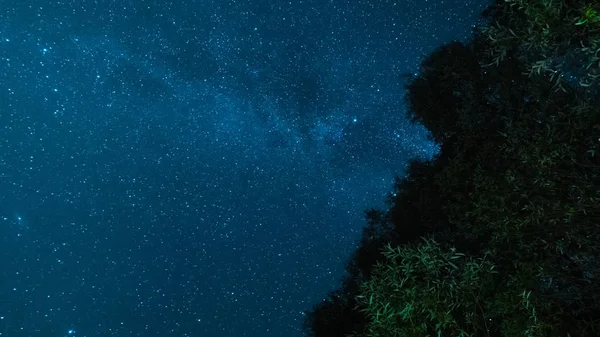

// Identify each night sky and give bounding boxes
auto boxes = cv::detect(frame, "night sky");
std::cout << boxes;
[0,1,491,336]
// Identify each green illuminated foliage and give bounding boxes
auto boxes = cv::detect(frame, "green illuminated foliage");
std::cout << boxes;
[349,239,560,337]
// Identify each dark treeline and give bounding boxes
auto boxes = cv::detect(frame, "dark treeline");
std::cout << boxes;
[302,0,600,336]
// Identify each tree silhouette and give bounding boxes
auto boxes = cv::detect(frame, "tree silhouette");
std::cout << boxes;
[303,1,600,336]
[404,41,485,143]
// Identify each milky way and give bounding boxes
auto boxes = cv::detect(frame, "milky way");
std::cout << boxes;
[1,1,491,336]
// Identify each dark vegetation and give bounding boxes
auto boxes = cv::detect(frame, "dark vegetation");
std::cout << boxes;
[302,0,600,336]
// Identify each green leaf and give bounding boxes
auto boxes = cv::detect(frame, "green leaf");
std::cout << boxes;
[448,261,459,270]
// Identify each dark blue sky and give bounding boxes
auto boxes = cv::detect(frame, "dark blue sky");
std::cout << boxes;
[0,1,490,336]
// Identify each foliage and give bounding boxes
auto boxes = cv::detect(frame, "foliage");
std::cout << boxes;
[350,238,561,337]
[302,1,600,336]
[480,0,600,89]
[302,209,397,337]
[404,42,487,143]
[302,288,368,337]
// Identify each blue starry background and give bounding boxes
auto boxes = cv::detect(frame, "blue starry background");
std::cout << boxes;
[0,0,491,336]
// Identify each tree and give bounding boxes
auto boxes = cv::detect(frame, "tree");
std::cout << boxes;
[351,238,561,337]
[404,42,486,144]
[302,1,600,336]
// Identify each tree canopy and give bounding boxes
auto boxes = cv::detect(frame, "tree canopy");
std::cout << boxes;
[303,0,600,336]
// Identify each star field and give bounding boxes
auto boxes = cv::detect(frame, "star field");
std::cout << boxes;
[0,1,490,336]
